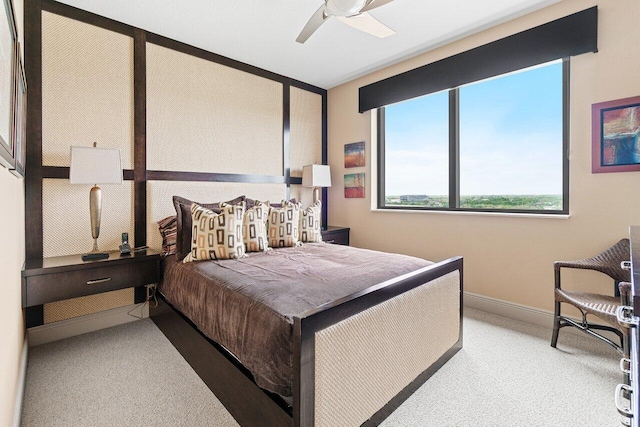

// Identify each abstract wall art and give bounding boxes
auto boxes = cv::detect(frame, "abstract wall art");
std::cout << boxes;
[344,141,365,168]
[344,172,365,198]
[592,96,640,173]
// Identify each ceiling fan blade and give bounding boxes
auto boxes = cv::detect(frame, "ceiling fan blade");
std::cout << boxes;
[296,4,329,44]
[360,0,394,13]
[337,12,395,38]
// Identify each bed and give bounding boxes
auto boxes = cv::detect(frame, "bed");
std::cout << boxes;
[151,239,463,426]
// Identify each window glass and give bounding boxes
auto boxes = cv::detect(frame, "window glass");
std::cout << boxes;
[379,60,566,213]
[459,62,563,210]
[384,91,449,207]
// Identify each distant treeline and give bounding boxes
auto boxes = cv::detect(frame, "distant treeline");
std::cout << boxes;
[385,195,562,210]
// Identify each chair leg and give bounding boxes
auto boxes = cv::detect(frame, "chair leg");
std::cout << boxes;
[551,301,561,348]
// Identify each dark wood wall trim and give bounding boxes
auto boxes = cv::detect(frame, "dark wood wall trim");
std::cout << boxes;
[321,90,328,230]
[290,79,325,96]
[41,0,135,37]
[26,0,327,261]
[283,83,291,199]
[133,28,147,248]
[25,0,43,260]
[147,32,292,86]
[146,170,302,185]
[42,166,135,180]
[42,167,303,186]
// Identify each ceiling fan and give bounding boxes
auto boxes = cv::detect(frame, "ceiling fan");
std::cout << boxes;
[296,0,396,44]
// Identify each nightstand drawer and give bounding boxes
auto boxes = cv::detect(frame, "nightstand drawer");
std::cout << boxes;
[322,227,350,246]
[25,259,158,306]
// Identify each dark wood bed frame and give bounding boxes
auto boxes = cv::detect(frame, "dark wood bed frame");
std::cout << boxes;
[151,256,463,427]
[24,4,464,423]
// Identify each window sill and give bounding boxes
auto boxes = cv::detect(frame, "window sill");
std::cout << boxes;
[371,208,570,219]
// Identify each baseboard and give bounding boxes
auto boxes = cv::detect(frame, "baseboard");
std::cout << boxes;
[28,303,149,347]
[463,292,619,341]
[12,333,28,427]
[464,292,556,329]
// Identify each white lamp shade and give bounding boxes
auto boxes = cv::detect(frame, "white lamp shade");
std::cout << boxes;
[69,146,123,185]
[302,164,331,188]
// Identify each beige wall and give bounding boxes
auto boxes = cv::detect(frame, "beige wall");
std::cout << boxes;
[1,0,26,423]
[327,0,640,312]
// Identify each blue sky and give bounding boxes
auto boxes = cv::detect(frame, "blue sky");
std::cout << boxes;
[384,61,563,196]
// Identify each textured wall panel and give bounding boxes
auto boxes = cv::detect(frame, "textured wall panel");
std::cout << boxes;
[44,288,134,323]
[289,185,315,208]
[147,43,283,175]
[290,87,322,178]
[314,271,460,427]
[146,181,286,251]
[43,179,134,258]
[41,12,134,168]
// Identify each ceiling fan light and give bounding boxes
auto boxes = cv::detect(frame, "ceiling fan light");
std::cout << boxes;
[326,0,367,17]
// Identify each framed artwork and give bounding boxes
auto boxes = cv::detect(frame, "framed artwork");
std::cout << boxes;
[0,0,16,170]
[10,44,25,177]
[344,141,365,168]
[344,173,365,198]
[592,96,640,173]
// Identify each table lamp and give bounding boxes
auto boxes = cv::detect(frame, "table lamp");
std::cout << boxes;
[69,143,123,261]
[302,164,332,203]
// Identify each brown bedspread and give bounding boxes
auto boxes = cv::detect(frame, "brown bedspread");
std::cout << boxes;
[160,243,432,397]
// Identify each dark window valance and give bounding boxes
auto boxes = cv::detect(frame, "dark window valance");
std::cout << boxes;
[358,7,597,113]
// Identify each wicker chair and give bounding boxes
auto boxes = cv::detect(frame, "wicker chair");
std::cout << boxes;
[551,239,631,355]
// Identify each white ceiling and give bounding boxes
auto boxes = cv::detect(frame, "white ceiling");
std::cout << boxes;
[56,0,560,89]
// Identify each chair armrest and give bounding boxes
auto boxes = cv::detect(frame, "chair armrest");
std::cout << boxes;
[554,259,603,271]
[554,259,604,291]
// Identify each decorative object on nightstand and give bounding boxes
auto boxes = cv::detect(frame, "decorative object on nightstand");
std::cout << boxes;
[69,143,123,261]
[321,226,350,246]
[302,164,331,203]
[119,232,131,255]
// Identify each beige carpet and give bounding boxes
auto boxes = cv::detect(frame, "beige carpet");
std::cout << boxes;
[22,309,621,426]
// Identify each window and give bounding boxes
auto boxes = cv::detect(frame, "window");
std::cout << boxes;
[379,59,568,214]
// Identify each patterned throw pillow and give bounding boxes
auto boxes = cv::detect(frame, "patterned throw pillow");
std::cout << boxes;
[299,201,322,243]
[268,200,301,248]
[158,215,178,256]
[244,200,270,253]
[183,203,246,263]
[173,195,246,260]
[246,197,296,209]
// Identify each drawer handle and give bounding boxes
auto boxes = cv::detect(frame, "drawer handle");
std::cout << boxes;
[615,383,634,417]
[87,277,112,285]
[325,240,335,243]
[621,358,632,374]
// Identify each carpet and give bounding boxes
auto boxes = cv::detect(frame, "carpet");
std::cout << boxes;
[22,309,621,426]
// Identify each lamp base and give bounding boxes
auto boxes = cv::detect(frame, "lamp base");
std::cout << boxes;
[82,252,109,261]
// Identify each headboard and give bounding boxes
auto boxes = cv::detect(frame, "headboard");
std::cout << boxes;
[25,0,327,325]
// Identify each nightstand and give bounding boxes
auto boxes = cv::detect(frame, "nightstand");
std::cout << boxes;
[22,249,160,328]
[322,226,350,246]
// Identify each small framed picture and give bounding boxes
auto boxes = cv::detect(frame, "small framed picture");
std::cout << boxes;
[344,173,365,198]
[592,96,640,173]
[344,141,365,168]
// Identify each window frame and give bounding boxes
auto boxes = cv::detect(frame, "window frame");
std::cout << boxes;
[377,58,570,215]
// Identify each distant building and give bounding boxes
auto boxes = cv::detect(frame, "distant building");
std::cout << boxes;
[400,195,428,202]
